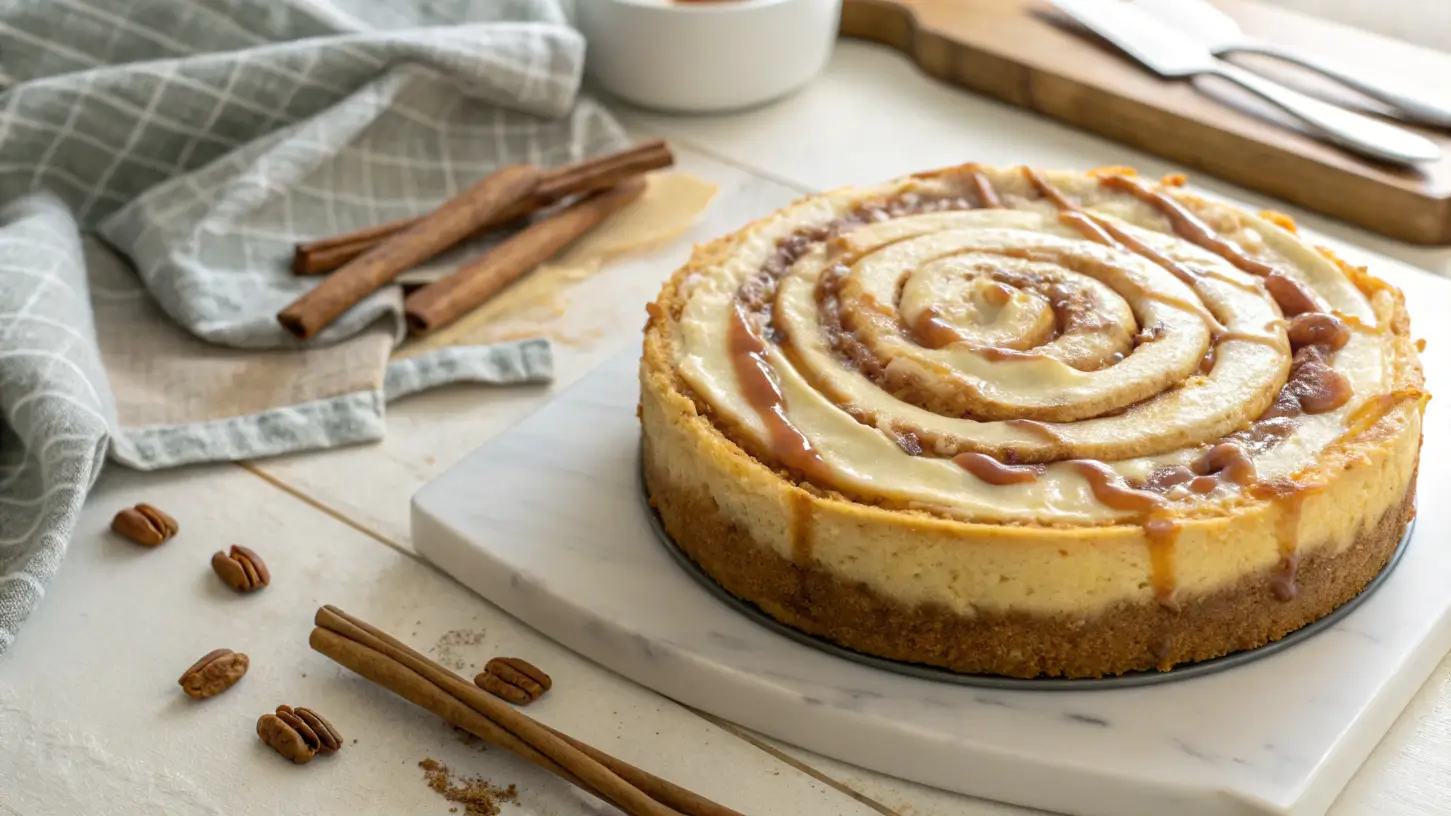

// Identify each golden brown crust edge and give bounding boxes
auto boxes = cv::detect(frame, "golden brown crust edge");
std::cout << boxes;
[644,447,1416,679]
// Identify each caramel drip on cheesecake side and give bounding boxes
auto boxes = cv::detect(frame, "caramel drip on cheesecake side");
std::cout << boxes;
[1251,479,1326,602]
[1070,460,1179,609]
[1143,515,1182,612]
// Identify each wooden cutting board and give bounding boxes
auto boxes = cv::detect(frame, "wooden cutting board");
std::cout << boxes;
[840,0,1451,245]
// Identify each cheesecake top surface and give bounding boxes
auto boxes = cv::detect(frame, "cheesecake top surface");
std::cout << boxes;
[659,164,1425,528]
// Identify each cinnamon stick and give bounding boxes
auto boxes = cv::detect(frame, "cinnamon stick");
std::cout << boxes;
[315,606,740,816]
[309,628,592,788]
[292,140,674,275]
[312,606,741,816]
[403,177,647,336]
[277,163,542,340]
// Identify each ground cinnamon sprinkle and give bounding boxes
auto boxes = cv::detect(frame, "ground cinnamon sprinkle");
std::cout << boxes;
[419,758,518,816]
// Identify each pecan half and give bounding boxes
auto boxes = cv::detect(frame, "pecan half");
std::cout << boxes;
[178,648,248,699]
[258,713,315,765]
[260,705,342,764]
[285,705,342,755]
[211,545,270,593]
[475,657,552,705]
[111,503,179,546]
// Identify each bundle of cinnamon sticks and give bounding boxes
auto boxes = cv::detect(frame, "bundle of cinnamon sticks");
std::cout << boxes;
[311,605,742,816]
[278,140,673,340]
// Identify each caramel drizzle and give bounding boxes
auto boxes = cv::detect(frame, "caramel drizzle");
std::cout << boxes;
[1100,175,1273,276]
[910,306,969,349]
[1200,268,1265,295]
[1141,290,1228,337]
[909,305,1053,363]
[727,303,831,483]
[954,452,1044,485]
[1332,387,1426,450]
[970,168,1002,208]
[1143,515,1182,612]
[982,281,1014,305]
[1069,460,1179,607]
[1194,442,1257,486]
[1250,479,1326,602]
[1022,169,1230,344]
[1331,310,1377,332]
[1098,174,1325,316]
[1287,312,1350,351]
[1029,170,1200,289]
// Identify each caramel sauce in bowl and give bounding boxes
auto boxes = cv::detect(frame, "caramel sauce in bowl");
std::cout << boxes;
[573,0,841,112]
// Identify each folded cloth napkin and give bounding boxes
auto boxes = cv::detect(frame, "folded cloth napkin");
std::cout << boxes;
[0,0,630,654]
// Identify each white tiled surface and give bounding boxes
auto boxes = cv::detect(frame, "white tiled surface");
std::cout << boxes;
[3,39,1451,816]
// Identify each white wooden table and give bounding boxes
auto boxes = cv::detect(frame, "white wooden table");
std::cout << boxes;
[3,42,1449,816]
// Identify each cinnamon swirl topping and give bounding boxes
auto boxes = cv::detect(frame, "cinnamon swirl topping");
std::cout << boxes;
[671,164,1423,602]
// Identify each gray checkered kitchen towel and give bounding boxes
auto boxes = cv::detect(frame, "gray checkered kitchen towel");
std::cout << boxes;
[0,0,631,654]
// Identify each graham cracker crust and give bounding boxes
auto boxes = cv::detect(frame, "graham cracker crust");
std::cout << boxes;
[644,448,1417,679]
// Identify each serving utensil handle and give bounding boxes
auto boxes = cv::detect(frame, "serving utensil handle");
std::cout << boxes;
[1207,61,1441,165]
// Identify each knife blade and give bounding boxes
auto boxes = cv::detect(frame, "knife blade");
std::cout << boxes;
[1049,0,1440,164]
[1132,0,1451,127]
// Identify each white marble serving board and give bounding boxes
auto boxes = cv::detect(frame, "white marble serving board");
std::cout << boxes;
[413,347,1451,816]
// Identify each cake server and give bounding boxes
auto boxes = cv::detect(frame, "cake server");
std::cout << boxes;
[1048,0,1442,165]
[1132,0,1451,128]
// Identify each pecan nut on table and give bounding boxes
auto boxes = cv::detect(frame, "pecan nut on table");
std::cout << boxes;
[178,648,249,699]
[476,657,552,705]
[211,545,270,593]
[111,503,179,546]
[257,704,343,765]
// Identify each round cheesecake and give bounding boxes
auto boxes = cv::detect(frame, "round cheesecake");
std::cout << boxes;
[639,164,1426,679]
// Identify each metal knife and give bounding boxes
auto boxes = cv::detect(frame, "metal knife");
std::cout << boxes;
[1048,0,1441,165]
[1133,0,1451,128]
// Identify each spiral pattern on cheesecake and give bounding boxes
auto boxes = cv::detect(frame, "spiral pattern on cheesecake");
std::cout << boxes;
[669,165,1424,607]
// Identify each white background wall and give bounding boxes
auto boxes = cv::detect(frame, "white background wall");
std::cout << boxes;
[1271,0,1451,52]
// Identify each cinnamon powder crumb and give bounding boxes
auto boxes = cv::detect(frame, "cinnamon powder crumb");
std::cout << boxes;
[432,629,488,671]
[419,758,518,816]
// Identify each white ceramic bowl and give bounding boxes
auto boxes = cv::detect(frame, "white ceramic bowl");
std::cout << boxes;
[573,0,842,113]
